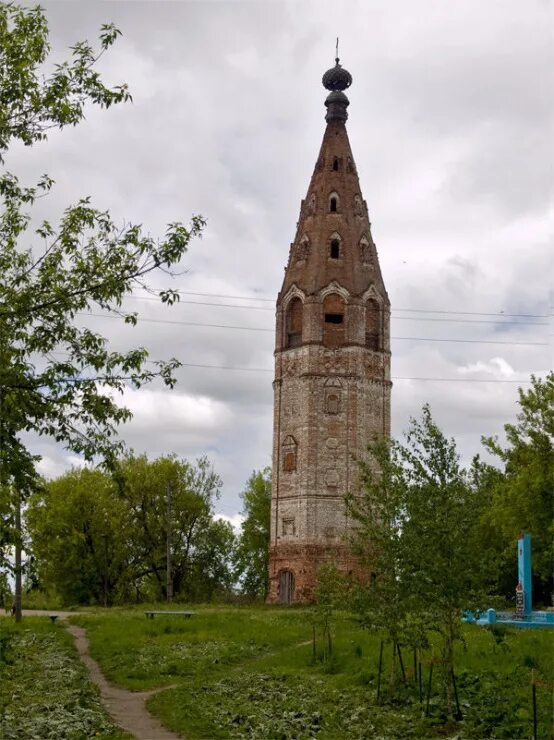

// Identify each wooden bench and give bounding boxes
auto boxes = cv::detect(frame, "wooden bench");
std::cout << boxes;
[48,615,59,624]
[144,610,194,619]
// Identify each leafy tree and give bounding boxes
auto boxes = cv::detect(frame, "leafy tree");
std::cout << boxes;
[312,563,349,665]
[348,438,427,685]
[115,454,226,601]
[0,439,39,571]
[26,455,235,604]
[0,3,204,617]
[400,406,491,715]
[25,468,131,606]
[0,570,11,610]
[353,407,491,715]
[0,4,129,155]
[469,456,516,602]
[481,373,554,604]
[234,468,271,599]
[187,518,237,602]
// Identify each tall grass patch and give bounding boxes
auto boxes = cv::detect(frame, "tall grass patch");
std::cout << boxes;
[0,617,128,739]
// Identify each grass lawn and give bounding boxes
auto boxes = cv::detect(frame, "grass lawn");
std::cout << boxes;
[0,616,130,739]
[73,605,554,739]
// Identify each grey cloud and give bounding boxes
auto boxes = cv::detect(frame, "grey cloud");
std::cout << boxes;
[10,1,551,514]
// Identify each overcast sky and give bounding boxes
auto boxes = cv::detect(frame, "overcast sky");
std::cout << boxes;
[8,0,553,524]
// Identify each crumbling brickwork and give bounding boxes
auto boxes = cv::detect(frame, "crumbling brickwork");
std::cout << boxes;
[268,62,391,604]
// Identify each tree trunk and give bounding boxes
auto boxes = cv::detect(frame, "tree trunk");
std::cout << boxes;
[14,490,22,623]
[443,619,455,716]
[389,640,397,687]
[166,483,172,602]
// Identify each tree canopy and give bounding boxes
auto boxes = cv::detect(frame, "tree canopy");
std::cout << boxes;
[349,406,493,716]
[0,2,205,495]
[26,455,235,604]
[234,468,271,599]
[480,372,553,603]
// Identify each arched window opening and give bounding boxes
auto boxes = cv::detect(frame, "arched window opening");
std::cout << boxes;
[279,570,295,603]
[286,297,303,348]
[330,197,337,212]
[366,298,381,351]
[329,232,342,260]
[283,451,296,472]
[282,435,298,472]
[332,157,340,171]
[325,377,342,414]
[323,293,346,348]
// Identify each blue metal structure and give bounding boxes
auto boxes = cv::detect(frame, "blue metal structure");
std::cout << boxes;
[518,532,533,616]
[463,532,553,630]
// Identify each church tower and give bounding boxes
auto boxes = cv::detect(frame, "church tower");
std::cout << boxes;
[267,56,391,604]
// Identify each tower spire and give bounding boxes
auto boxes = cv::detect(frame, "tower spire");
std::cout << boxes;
[267,57,391,604]
[322,50,352,122]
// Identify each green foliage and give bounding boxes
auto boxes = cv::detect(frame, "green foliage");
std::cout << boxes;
[185,517,237,602]
[70,607,553,739]
[0,172,204,467]
[234,468,271,599]
[0,569,11,610]
[480,373,554,603]
[350,406,493,715]
[312,563,350,664]
[0,618,128,738]
[115,454,232,602]
[348,438,416,650]
[25,455,235,605]
[0,4,129,155]
[26,467,131,606]
[400,405,492,626]
[152,671,424,740]
[73,606,310,690]
[0,3,205,577]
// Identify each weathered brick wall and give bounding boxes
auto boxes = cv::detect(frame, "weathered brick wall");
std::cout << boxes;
[267,543,368,604]
[268,115,391,604]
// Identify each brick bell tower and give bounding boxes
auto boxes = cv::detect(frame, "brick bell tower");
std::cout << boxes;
[267,55,391,604]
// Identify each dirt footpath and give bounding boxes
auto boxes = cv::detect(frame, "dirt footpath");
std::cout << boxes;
[67,624,181,740]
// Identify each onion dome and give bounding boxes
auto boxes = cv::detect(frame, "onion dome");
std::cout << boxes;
[322,57,352,123]
[322,58,353,92]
